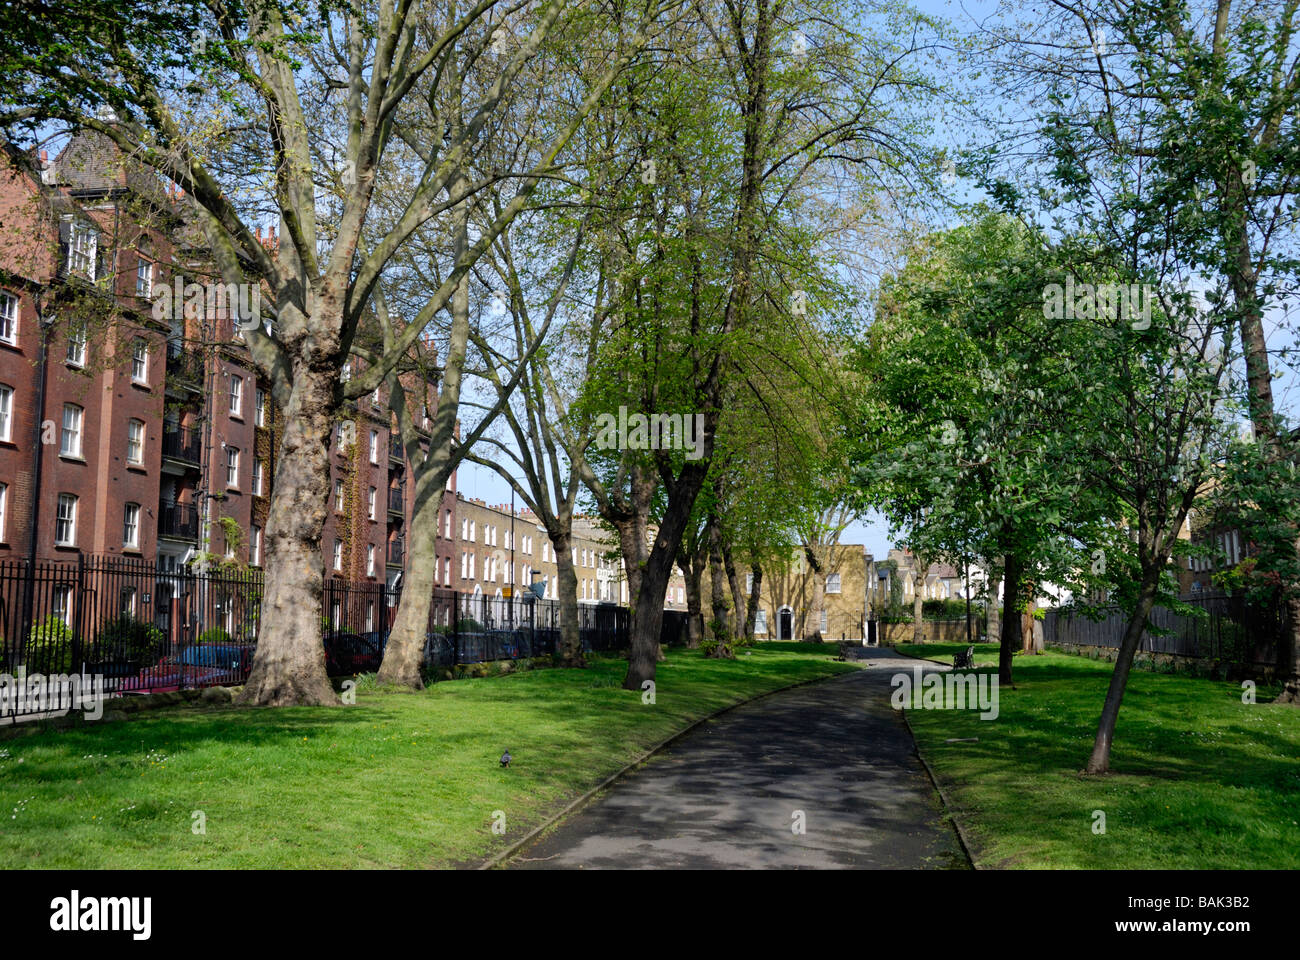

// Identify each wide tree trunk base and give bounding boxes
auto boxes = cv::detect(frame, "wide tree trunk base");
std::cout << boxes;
[376,629,427,690]
[237,671,339,707]
[375,662,425,691]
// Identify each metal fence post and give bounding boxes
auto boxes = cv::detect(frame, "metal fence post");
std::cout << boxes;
[72,552,87,672]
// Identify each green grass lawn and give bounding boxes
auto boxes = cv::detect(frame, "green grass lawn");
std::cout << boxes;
[894,643,1300,869]
[0,643,854,868]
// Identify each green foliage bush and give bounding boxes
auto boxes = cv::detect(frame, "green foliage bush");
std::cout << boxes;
[922,598,982,621]
[27,616,74,673]
[698,638,719,656]
[455,617,482,633]
[197,627,232,645]
[96,616,164,662]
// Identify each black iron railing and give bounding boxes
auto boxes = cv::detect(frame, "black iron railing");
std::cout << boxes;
[0,555,628,722]
[157,502,199,539]
[161,426,201,464]
[164,346,204,389]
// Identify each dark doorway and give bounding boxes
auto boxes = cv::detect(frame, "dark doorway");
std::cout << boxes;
[779,608,793,640]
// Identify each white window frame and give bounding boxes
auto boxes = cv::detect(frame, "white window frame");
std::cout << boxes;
[66,323,86,367]
[0,292,16,344]
[229,374,243,416]
[367,486,377,520]
[60,403,83,458]
[68,221,98,279]
[826,573,842,594]
[0,482,7,542]
[0,384,12,442]
[123,502,140,548]
[55,493,77,546]
[131,339,149,384]
[366,544,376,577]
[225,445,240,489]
[255,388,267,427]
[136,257,152,297]
[333,539,343,571]
[250,525,262,566]
[252,458,264,496]
[126,418,145,465]
[369,429,379,464]
[335,479,345,512]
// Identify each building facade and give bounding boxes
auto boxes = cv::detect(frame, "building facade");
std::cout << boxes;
[0,135,454,603]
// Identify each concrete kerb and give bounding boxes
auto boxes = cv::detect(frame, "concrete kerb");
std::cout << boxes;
[891,647,982,870]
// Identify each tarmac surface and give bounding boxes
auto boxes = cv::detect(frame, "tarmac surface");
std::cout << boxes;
[509,647,968,869]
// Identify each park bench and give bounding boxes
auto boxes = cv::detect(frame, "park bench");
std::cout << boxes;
[953,645,975,669]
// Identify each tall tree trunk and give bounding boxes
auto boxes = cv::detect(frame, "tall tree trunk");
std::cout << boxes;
[1227,228,1300,688]
[998,553,1024,685]
[986,574,1001,643]
[552,529,584,666]
[1086,571,1160,774]
[1021,583,1040,654]
[911,569,924,645]
[376,153,471,689]
[239,365,338,706]
[745,562,762,644]
[681,543,706,648]
[722,537,746,644]
[800,543,825,642]
[376,460,443,688]
[707,515,733,655]
[621,472,705,688]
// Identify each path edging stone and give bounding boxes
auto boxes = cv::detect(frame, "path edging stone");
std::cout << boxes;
[892,648,982,870]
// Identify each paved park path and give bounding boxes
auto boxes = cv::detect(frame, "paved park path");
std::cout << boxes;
[510,647,968,869]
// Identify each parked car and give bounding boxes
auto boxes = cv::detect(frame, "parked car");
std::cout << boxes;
[323,632,383,676]
[129,642,254,693]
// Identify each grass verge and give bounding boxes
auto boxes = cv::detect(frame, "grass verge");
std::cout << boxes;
[893,643,1300,868]
[0,642,854,868]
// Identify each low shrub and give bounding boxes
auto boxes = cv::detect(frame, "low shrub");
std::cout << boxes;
[96,616,165,663]
[27,616,74,673]
[196,627,232,646]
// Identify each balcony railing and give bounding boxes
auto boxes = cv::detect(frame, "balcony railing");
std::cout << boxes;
[387,539,405,566]
[158,502,199,540]
[388,487,405,515]
[165,346,204,389]
[389,437,405,462]
[161,426,202,464]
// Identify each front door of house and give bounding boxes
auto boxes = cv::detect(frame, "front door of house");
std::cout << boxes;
[779,608,793,640]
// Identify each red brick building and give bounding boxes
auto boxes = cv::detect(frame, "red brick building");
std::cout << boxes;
[0,133,456,612]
